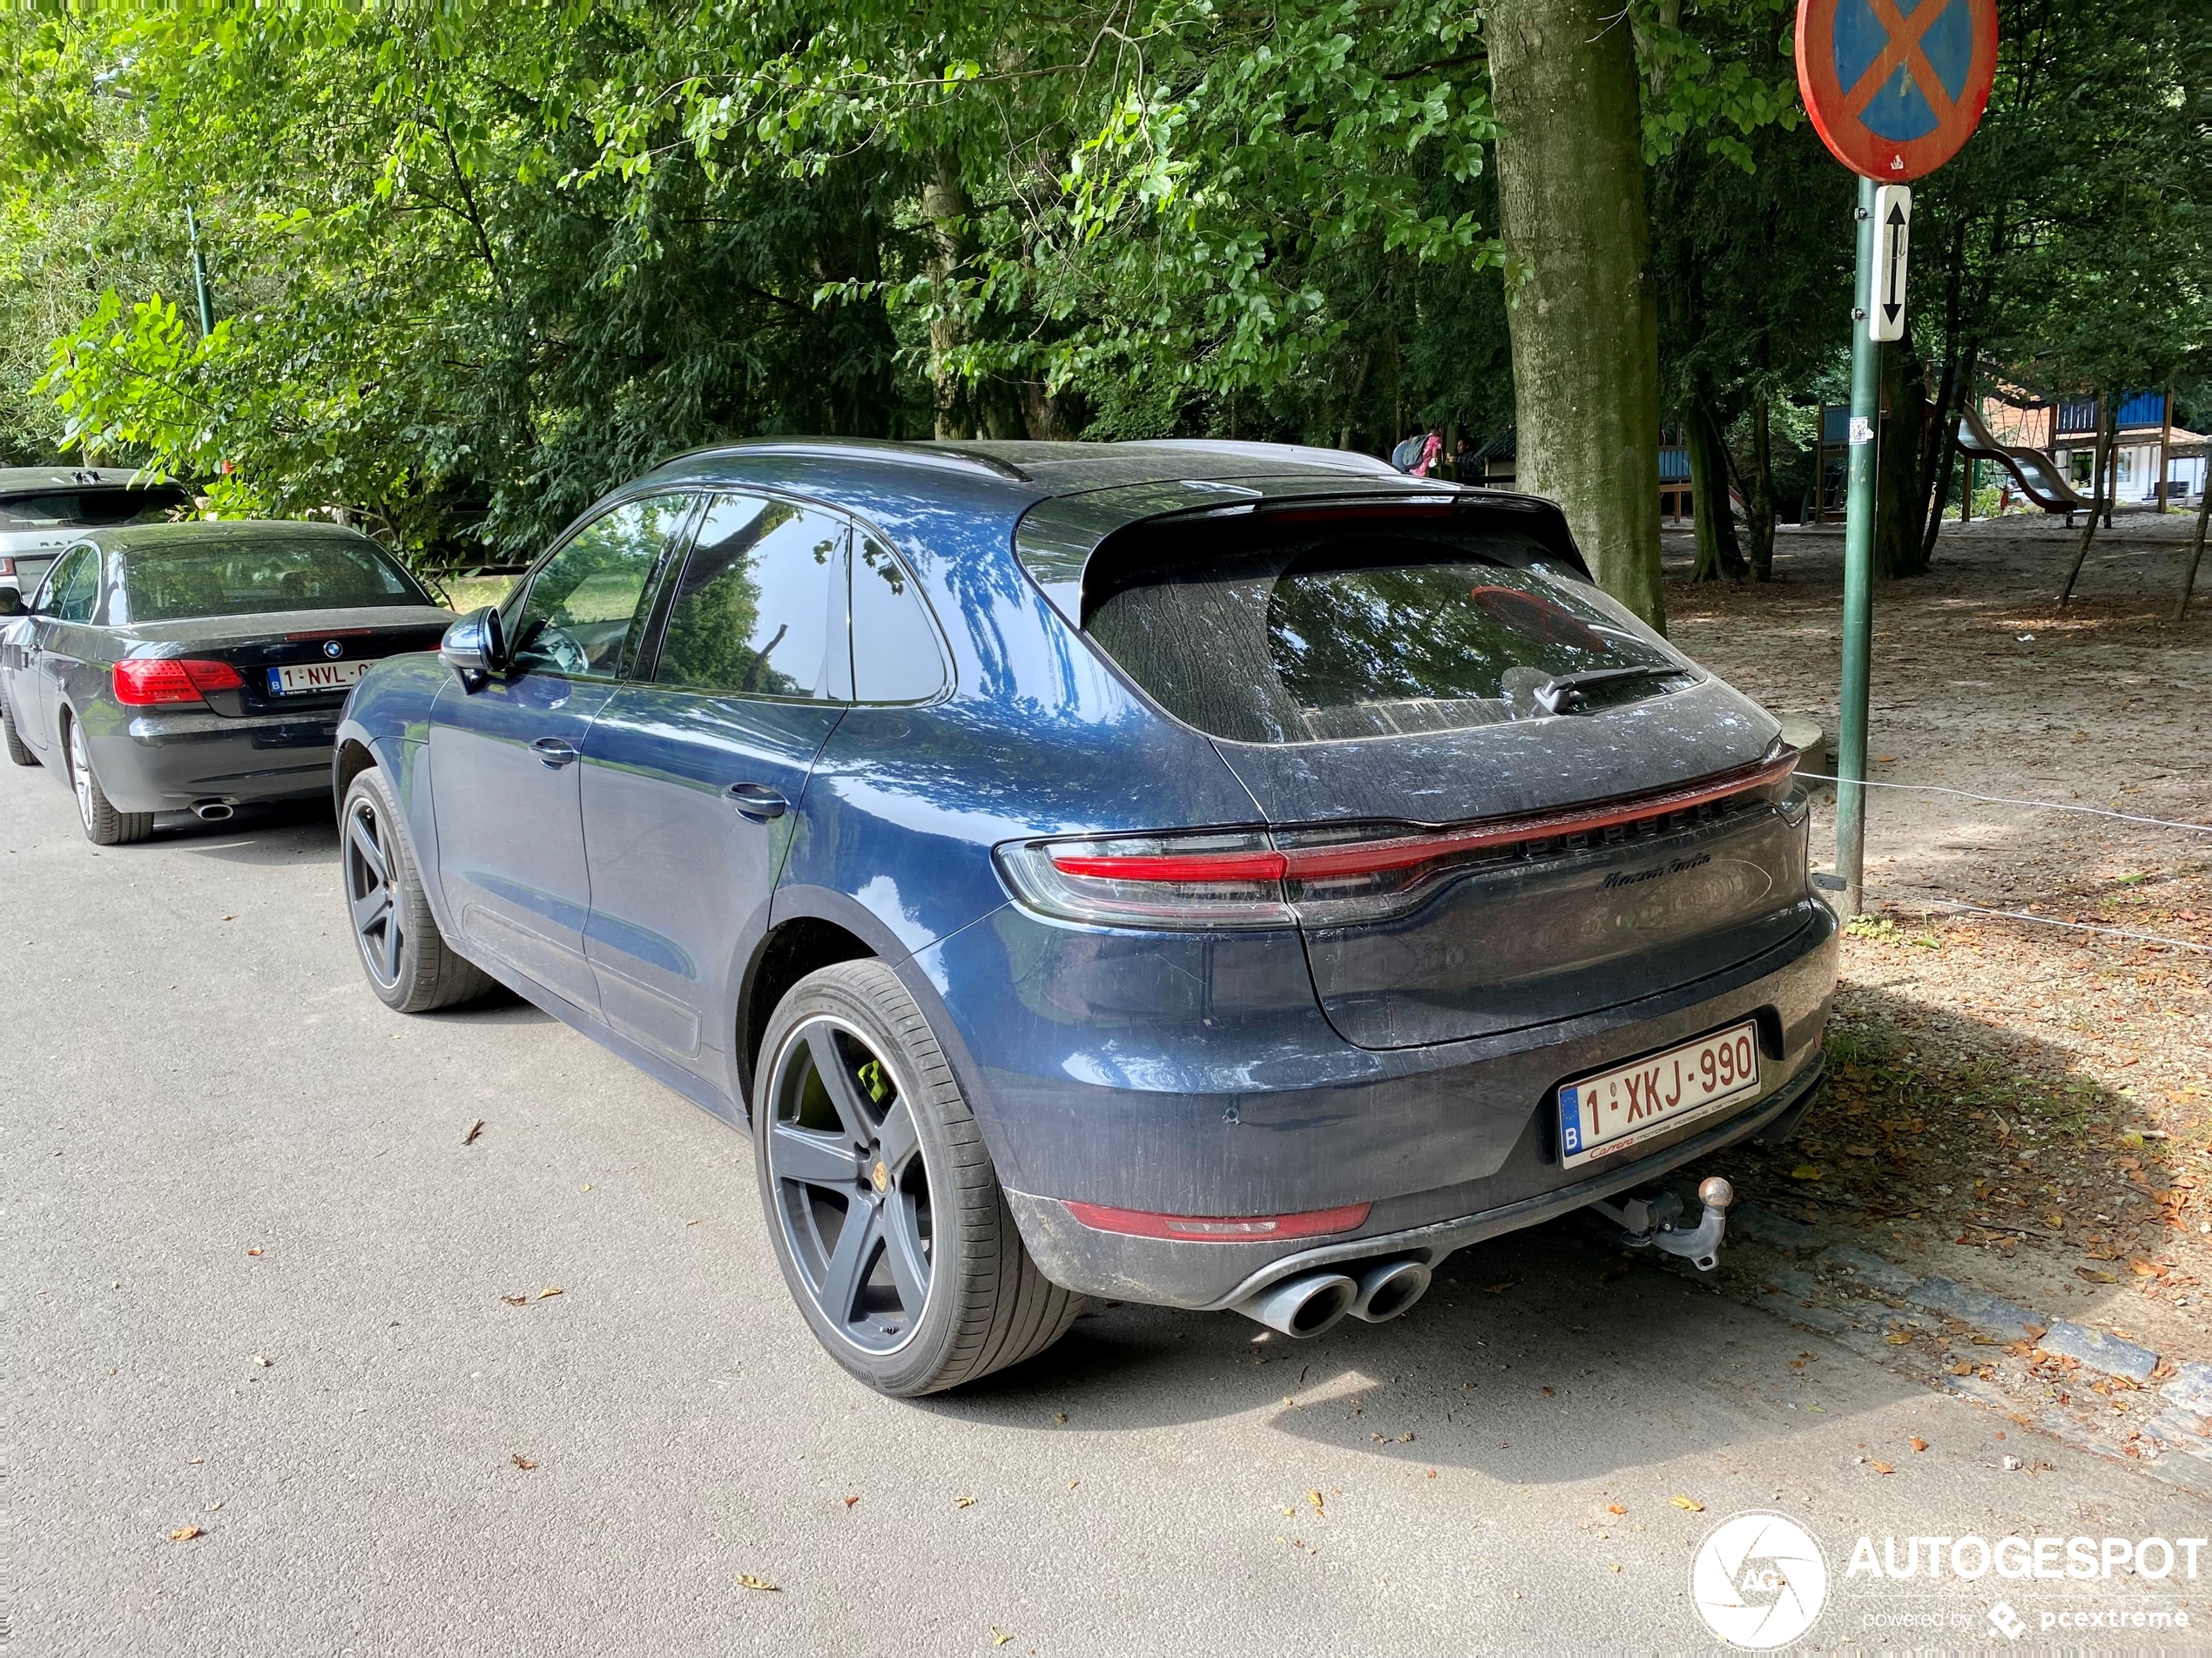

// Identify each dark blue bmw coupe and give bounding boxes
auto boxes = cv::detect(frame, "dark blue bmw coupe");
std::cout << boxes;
[334,439,1837,1395]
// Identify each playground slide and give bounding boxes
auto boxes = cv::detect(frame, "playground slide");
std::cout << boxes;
[1956,401,2086,512]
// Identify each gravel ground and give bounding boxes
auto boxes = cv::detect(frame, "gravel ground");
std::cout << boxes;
[1662,507,2212,1430]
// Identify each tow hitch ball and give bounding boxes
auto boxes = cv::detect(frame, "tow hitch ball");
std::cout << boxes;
[1589,1176,1734,1272]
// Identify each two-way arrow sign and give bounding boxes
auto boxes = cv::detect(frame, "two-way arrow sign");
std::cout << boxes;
[1868,185,1912,342]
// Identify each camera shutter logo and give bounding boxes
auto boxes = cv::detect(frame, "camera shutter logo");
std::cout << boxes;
[1689,1512,1830,1648]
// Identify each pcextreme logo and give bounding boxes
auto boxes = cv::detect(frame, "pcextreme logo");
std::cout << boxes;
[1689,1512,1831,1649]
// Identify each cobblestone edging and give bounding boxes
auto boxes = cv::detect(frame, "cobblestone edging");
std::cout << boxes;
[1692,1197,2212,1487]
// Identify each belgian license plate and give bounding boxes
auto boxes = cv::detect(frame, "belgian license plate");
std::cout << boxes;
[266,660,369,696]
[1557,1021,1761,1169]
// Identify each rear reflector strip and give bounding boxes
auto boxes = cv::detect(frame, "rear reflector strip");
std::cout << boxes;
[1063,1200,1372,1242]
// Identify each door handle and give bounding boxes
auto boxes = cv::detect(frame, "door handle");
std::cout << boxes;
[725,782,788,822]
[531,736,580,768]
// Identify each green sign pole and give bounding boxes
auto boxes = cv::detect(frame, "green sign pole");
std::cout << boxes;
[185,202,216,340]
[1834,175,1879,918]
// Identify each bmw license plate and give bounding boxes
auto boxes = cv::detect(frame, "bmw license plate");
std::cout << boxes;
[1557,1021,1761,1169]
[266,660,369,696]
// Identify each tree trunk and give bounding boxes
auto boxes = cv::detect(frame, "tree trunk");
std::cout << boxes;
[2058,394,2120,604]
[1687,401,1745,581]
[923,160,974,441]
[1874,333,1930,578]
[1743,395,1777,581]
[1488,0,1664,629]
[2175,477,2209,622]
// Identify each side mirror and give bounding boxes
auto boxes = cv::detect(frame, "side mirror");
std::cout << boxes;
[440,605,506,691]
[0,588,22,617]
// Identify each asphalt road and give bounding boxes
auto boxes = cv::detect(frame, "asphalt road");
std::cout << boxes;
[9,766,2210,1656]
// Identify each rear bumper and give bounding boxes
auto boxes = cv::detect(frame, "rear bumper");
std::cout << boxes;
[914,896,1838,1310]
[85,707,339,812]
[1008,1053,1825,1309]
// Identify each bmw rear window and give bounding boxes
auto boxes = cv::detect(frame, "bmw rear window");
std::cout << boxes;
[115,537,434,623]
[1082,525,1689,744]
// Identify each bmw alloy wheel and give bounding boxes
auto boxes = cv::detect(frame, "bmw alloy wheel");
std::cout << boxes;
[69,720,96,833]
[762,1016,934,1355]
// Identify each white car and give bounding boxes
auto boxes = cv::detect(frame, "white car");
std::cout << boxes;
[0,468,197,601]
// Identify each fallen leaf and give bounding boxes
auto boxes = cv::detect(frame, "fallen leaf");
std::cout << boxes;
[954,1495,976,1509]
[1308,1489,1325,1512]
[1874,754,1895,764]
[1670,1496,1703,1512]
[580,1183,593,1193]
[1885,1331,1913,1345]
[1789,1165,1824,1182]
[168,1526,204,1542]
[245,1246,262,1257]
[537,1287,563,1299]
[1910,1437,1929,1452]
[1608,1562,1622,1573]
[1541,1386,1555,1398]
[1846,1145,1877,1158]
[1483,1281,1514,1294]
[991,1631,1011,1648]
[1870,1460,1896,1475]
[736,1574,779,1593]
[510,1454,536,1471]
[2075,1267,2117,1284]
[1607,1503,1627,1515]
[501,1295,527,1307]
[251,1355,271,1368]
[1052,1411,1067,1425]
[1426,1469,1437,1479]
[844,1495,860,1508]
[462,1119,484,1146]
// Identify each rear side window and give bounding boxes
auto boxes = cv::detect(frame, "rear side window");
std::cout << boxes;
[851,535,945,704]
[116,536,433,624]
[0,486,192,528]
[1084,529,1683,744]
[44,548,101,622]
[654,494,846,699]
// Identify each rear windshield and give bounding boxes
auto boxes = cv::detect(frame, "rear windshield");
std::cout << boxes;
[1084,529,1685,744]
[115,537,434,623]
[0,486,193,529]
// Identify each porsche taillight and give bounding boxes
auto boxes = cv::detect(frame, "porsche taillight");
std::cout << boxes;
[993,750,1801,931]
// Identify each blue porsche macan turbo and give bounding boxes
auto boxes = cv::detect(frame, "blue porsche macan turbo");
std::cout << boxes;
[333,439,1838,1395]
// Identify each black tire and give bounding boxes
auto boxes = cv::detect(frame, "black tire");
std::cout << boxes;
[754,960,1079,1397]
[341,766,498,1012]
[1,687,37,766]
[65,715,151,846]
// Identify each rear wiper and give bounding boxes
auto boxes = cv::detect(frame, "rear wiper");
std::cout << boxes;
[1534,664,1685,714]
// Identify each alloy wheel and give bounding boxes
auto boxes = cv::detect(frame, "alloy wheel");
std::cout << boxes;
[763,1017,934,1355]
[345,795,404,987]
[68,721,95,833]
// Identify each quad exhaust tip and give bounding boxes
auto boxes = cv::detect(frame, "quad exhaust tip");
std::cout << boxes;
[1237,1270,1358,1339]
[1234,1255,1434,1338]
[1349,1257,1432,1323]
[190,799,234,821]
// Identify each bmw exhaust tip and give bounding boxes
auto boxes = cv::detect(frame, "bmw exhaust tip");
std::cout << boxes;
[1235,1270,1358,1339]
[190,799,235,822]
[1348,1257,1432,1324]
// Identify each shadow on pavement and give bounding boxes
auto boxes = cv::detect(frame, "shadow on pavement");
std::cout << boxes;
[930,1216,1919,1482]
[155,798,338,861]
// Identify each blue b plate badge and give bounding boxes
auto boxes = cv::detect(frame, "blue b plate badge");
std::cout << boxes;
[1559,1021,1761,1169]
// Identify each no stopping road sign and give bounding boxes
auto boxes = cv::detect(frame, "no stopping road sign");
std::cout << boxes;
[1795,0,1998,180]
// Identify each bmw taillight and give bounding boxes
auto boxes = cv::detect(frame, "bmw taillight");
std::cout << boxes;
[113,658,246,705]
[995,749,1801,931]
